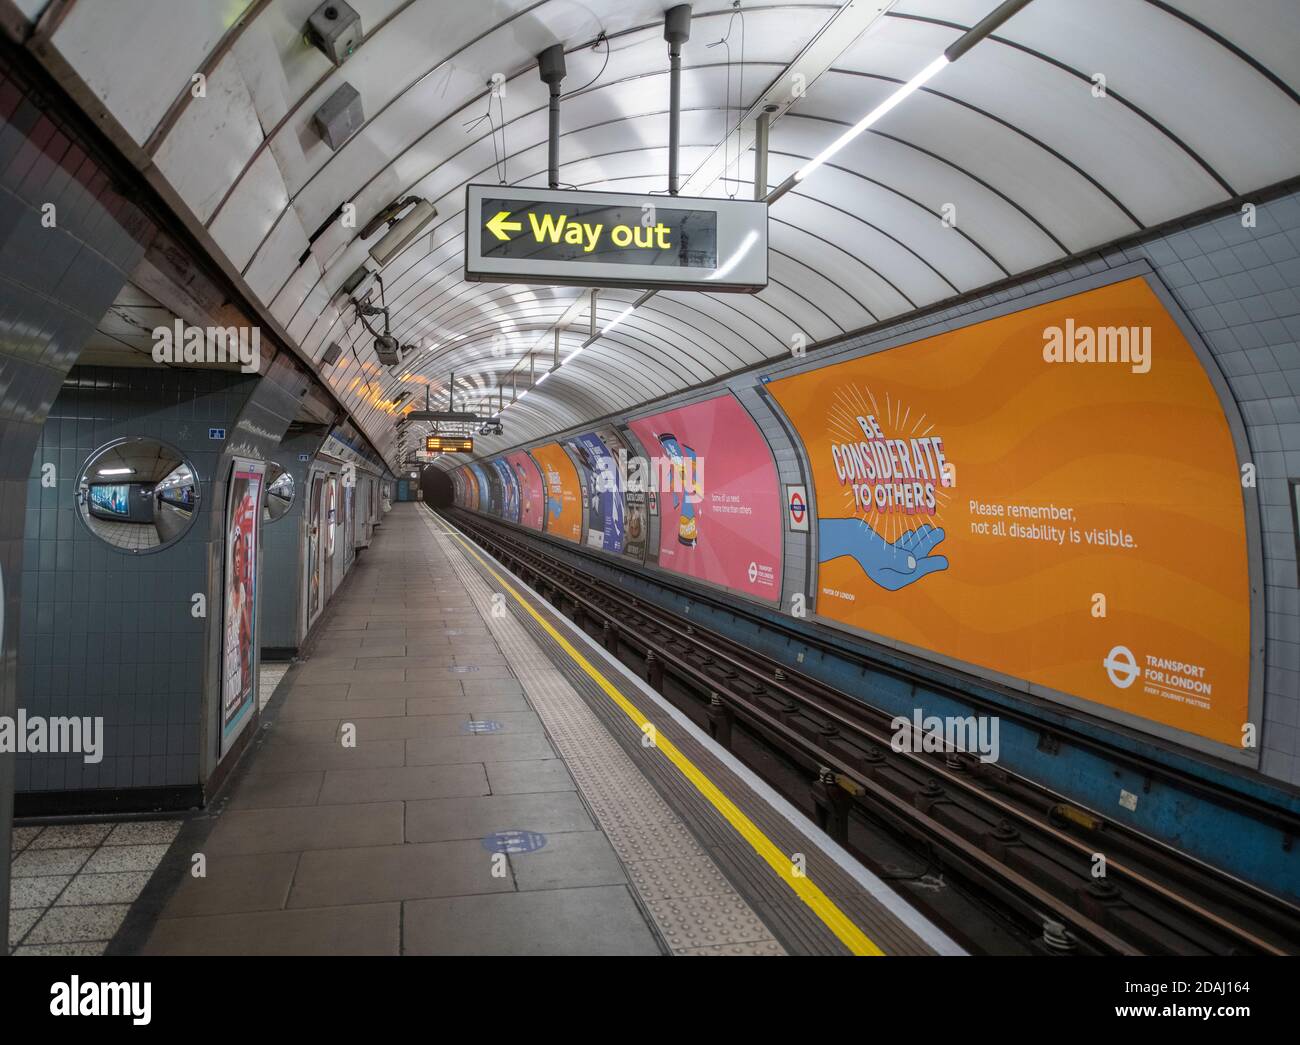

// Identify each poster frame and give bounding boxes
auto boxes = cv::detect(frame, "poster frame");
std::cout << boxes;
[757,261,1264,766]
[220,457,265,758]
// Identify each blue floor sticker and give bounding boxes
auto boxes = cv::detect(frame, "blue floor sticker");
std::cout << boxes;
[463,720,503,734]
[482,830,547,854]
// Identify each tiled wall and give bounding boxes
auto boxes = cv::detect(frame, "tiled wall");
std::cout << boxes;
[19,366,258,800]
[0,52,154,947]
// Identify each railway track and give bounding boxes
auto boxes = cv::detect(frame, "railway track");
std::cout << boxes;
[446,509,1300,957]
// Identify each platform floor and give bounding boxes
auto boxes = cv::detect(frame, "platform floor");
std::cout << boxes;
[118,503,959,955]
[132,504,788,955]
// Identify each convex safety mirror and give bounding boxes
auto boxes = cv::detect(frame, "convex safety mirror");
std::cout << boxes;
[263,463,295,522]
[76,438,200,553]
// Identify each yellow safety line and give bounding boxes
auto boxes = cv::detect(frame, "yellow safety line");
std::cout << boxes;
[431,512,884,956]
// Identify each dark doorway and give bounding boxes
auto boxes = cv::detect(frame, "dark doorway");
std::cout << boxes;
[422,466,453,508]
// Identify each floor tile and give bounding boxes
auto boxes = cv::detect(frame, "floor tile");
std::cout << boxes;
[13,941,108,956]
[81,844,171,874]
[9,874,72,910]
[288,840,512,907]
[103,821,182,846]
[406,791,594,842]
[278,698,408,721]
[57,871,153,906]
[11,847,94,878]
[26,904,130,945]
[142,904,400,956]
[8,907,41,948]
[510,830,629,892]
[26,824,114,850]
[203,802,404,855]
[162,852,300,917]
[316,763,488,805]
[251,738,406,772]
[406,734,554,766]
[403,886,660,955]
[228,770,324,810]
[485,759,576,795]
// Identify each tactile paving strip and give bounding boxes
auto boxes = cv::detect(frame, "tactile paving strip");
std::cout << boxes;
[421,510,786,956]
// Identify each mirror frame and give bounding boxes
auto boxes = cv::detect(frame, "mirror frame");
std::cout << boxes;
[263,462,296,524]
[74,436,202,555]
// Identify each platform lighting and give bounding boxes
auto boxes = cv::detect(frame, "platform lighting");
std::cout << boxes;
[795,54,948,182]
[98,468,134,476]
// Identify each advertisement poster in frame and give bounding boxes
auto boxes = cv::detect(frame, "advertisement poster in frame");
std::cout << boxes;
[221,458,265,757]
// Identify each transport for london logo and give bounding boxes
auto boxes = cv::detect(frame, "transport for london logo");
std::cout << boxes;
[1104,645,1140,689]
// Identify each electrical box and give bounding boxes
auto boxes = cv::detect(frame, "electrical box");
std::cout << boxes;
[320,341,343,365]
[307,1,362,66]
[340,265,369,296]
[312,82,363,151]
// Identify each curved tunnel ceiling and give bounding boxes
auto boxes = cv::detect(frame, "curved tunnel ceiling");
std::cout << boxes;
[30,0,1300,466]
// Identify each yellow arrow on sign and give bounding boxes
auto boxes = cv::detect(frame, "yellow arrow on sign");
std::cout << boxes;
[486,210,522,240]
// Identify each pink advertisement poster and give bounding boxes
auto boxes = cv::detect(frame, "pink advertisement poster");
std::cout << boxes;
[628,392,782,600]
[506,451,545,531]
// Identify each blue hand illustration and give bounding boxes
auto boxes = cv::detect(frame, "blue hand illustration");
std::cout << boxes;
[819,517,949,591]
[547,496,562,520]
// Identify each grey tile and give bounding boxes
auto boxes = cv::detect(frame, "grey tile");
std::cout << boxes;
[405,791,594,842]
[462,679,525,697]
[282,684,351,701]
[288,840,513,907]
[270,719,343,742]
[471,711,545,734]
[362,680,464,699]
[11,826,42,853]
[26,823,113,849]
[228,770,324,810]
[163,852,300,917]
[295,668,406,685]
[81,844,170,874]
[203,802,404,855]
[252,737,406,772]
[11,847,94,878]
[406,733,555,766]
[13,941,108,956]
[345,714,472,740]
[9,874,71,909]
[143,903,400,956]
[103,821,182,846]
[316,763,489,805]
[8,907,42,949]
[57,871,152,906]
[405,693,530,715]
[511,830,629,892]
[407,665,515,681]
[403,886,660,956]
[26,904,130,944]
[278,698,408,721]
[485,759,576,795]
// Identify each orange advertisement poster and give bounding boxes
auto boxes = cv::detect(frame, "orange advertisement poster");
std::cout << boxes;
[766,277,1253,750]
[530,442,583,543]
